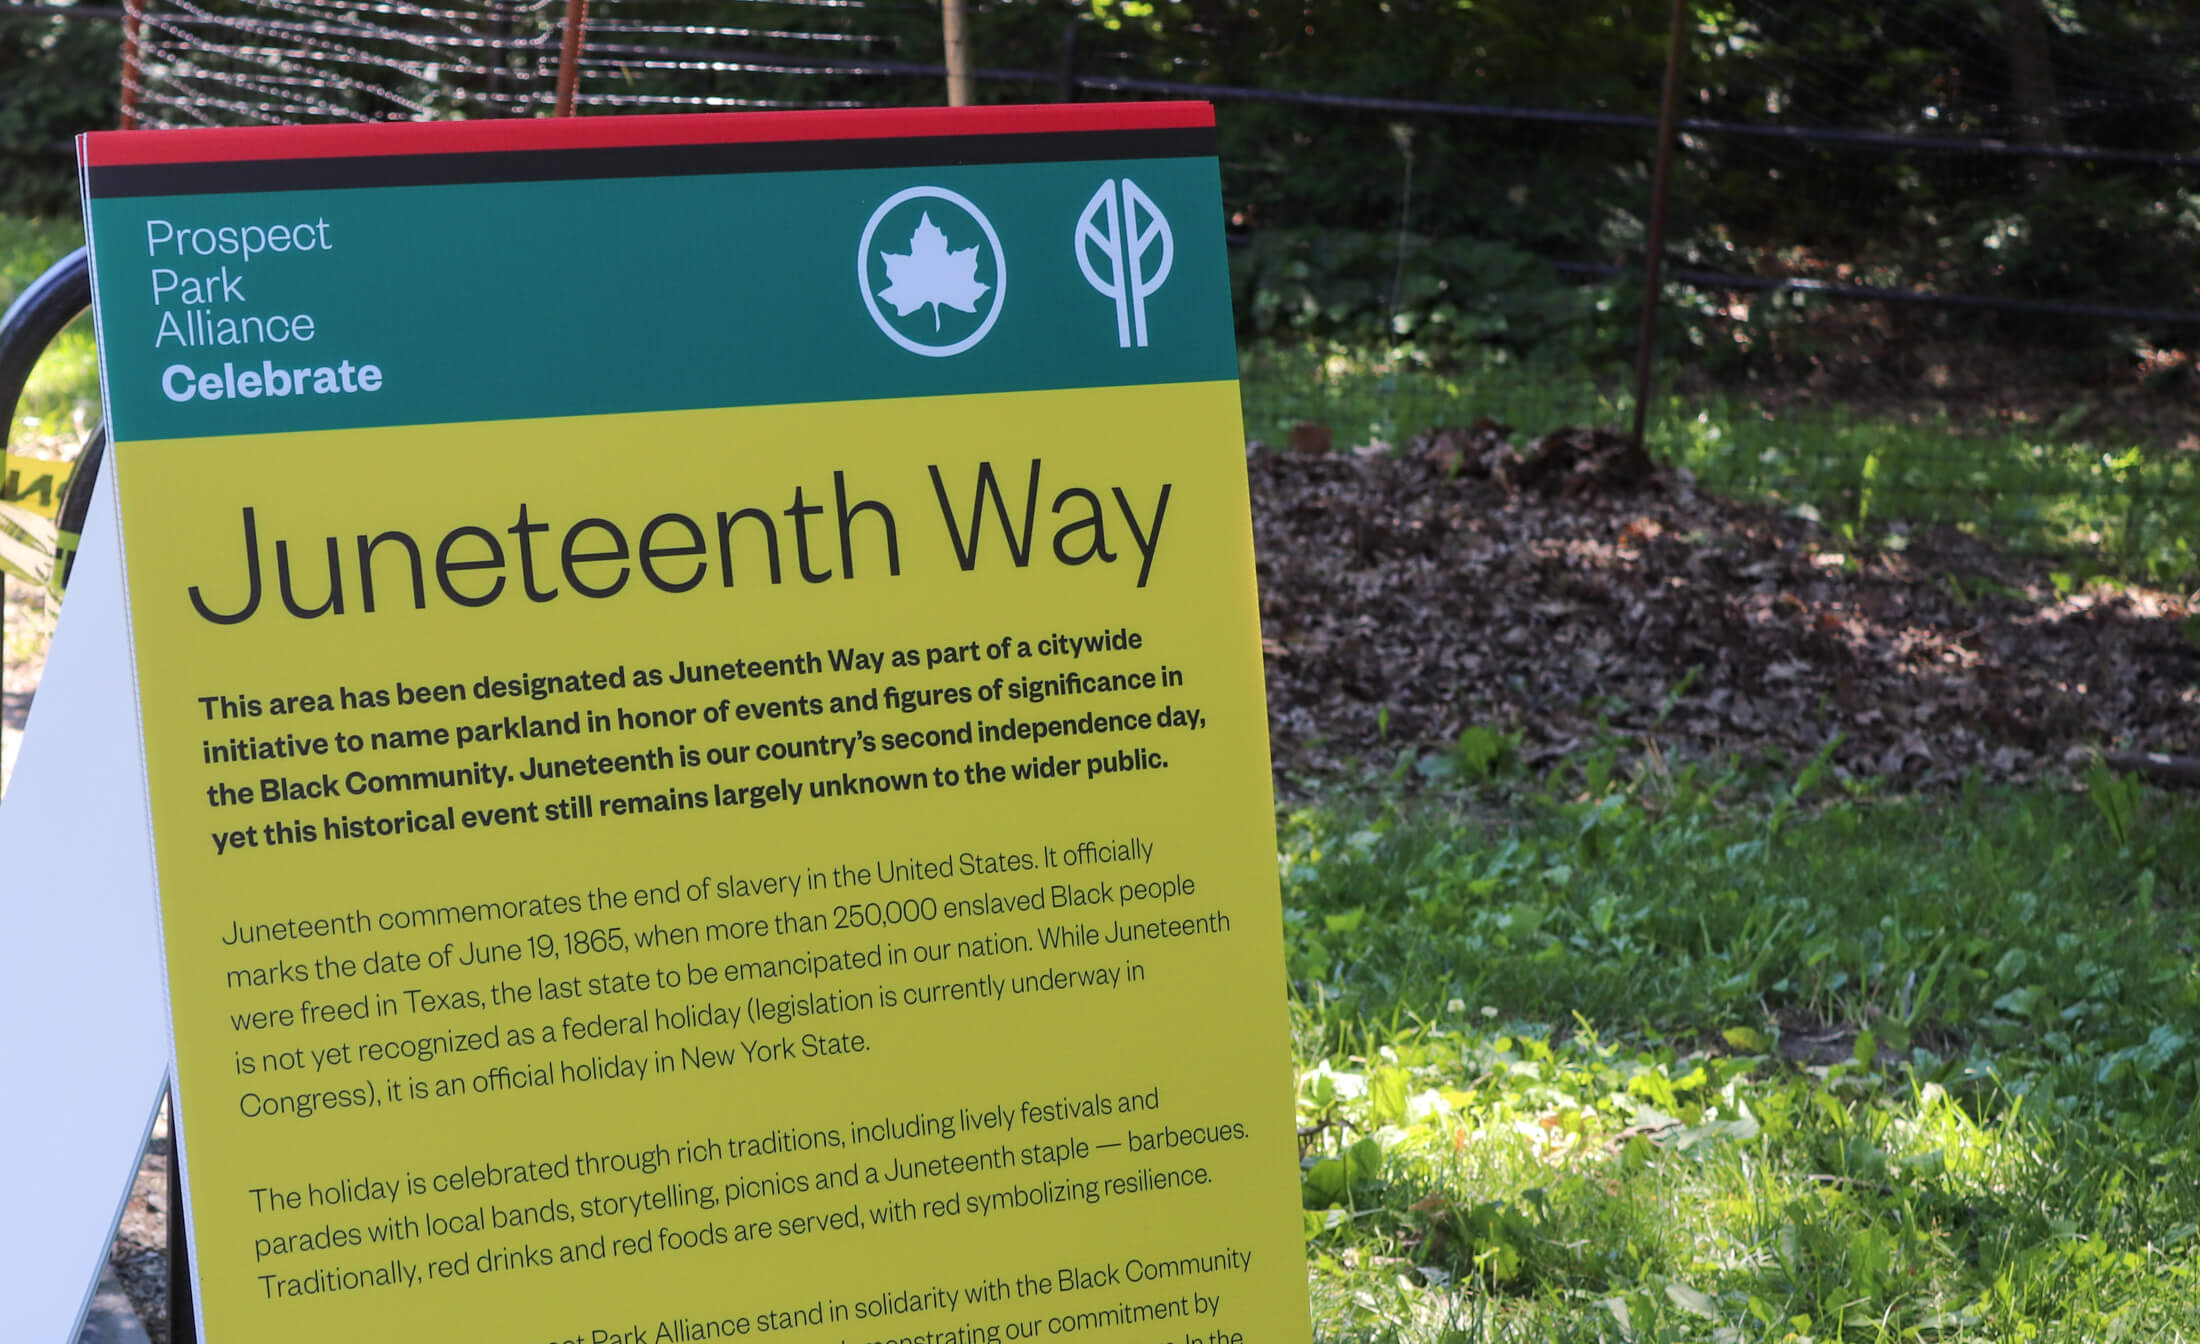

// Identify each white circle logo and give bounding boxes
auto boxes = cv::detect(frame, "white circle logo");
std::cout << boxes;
[858,186,1006,357]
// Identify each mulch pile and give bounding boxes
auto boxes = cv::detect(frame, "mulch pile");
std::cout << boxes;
[1250,420,2200,790]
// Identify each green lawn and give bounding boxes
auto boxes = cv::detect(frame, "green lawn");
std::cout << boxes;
[1288,755,2200,1341]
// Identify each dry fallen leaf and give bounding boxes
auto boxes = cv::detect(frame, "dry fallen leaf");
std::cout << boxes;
[1248,435,2198,794]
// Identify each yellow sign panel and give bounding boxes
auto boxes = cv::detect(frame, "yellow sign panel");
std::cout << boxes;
[118,383,1303,1342]
[1,450,72,520]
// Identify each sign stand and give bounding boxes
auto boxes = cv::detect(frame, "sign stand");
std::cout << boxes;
[0,477,173,1342]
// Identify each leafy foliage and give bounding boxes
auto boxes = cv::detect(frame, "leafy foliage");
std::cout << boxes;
[0,215,98,448]
[1232,231,1595,357]
[0,8,119,217]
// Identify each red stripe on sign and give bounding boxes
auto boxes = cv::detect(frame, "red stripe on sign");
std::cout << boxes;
[78,102,1214,168]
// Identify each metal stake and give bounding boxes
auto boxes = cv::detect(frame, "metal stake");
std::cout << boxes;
[555,0,589,117]
[119,0,145,129]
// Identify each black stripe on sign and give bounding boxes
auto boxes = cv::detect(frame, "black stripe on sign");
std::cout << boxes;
[86,126,1217,199]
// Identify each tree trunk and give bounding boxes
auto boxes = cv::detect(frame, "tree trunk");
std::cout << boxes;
[1998,0,2063,185]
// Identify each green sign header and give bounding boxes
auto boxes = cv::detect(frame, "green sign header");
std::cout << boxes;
[88,147,1233,440]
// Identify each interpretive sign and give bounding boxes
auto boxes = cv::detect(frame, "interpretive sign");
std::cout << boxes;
[78,104,1308,1343]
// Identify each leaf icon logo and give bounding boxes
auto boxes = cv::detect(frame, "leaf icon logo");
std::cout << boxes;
[878,213,990,332]
[857,186,1007,358]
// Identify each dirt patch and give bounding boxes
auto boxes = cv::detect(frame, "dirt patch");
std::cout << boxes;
[1251,427,2199,790]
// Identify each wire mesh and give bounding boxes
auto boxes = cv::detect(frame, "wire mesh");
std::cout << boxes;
[47,0,2200,576]
[119,0,905,125]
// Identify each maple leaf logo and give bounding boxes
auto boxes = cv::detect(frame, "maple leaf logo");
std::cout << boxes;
[876,213,991,332]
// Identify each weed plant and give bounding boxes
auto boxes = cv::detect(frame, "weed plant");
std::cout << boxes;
[1287,740,2200,1341]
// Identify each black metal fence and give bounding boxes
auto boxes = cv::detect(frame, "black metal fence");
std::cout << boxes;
[6,0,2199,576]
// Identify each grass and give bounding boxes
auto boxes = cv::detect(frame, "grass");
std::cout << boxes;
[1237,340,2200,586]
[1288,745,2200,1341]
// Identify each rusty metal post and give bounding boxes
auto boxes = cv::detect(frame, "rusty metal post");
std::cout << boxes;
[554,0,589,117]
[1629,0,1689,451]
[118,0,145,129]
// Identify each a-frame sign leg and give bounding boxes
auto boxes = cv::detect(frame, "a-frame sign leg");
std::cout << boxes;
[0,477,173,1342]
